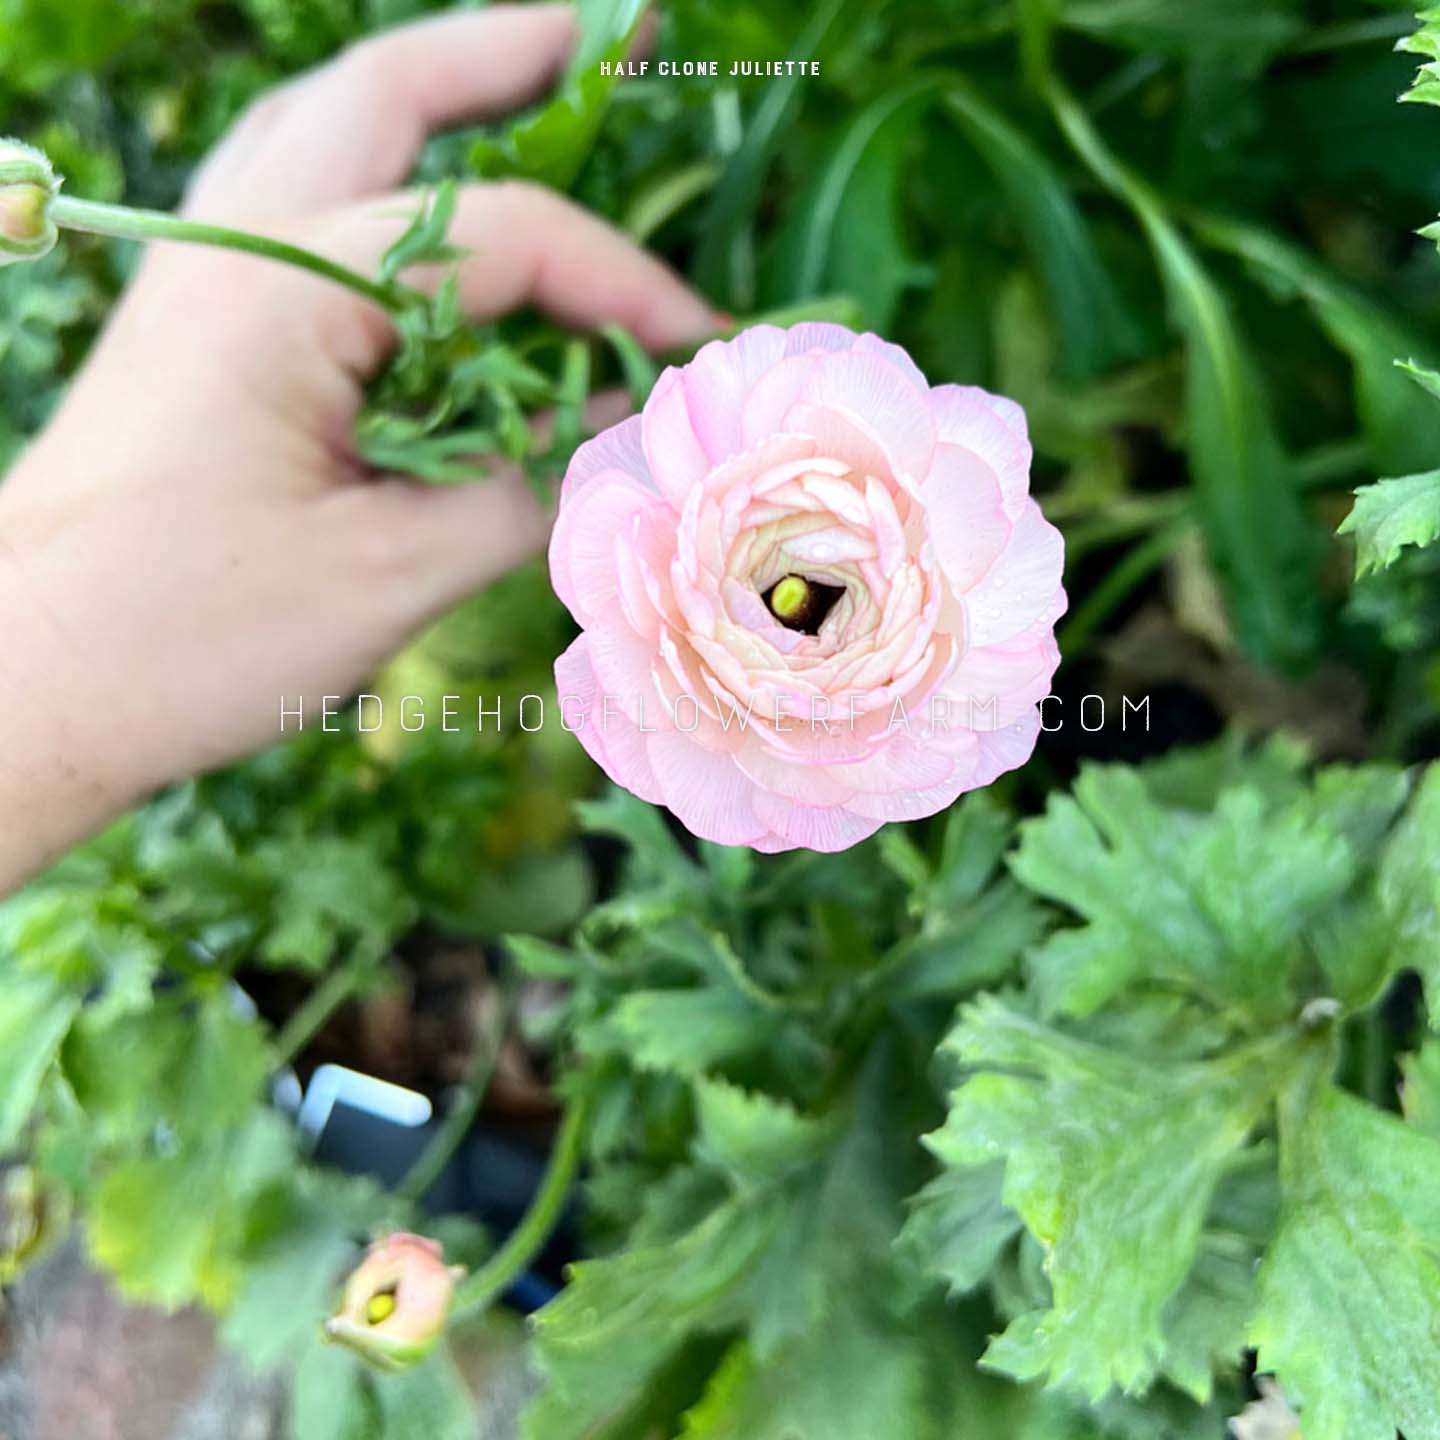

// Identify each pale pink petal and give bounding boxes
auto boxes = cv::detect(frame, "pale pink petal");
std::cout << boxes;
[929,386,1032,519]
[561,414,652,500]
[555,637,666,805]
[676,325,792,463]
[970,705,1045,790]
[794,347,936,481]
[962,500,1066,648]
[548,473,663,624]
[940,624,1061,731]
[642,366,715,511]
[645,730,769,847]
[920,441,1014,592]
[751,789,885,852]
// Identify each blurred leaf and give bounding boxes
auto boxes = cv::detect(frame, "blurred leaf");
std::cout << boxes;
[945,83,1145,380]
[1047,83,1325,672]
[1251,1079,1440,1440]
[470,0,648,189]
[0,970,81,1148]
[224,1169,383,1374]
[897,1160,1021,1297]
[1340,470,1440,577]
[1197,216,1440,476]
[372,1346,479,1440]
[694,0,859,309]
[769,77,938,329]
[1375,764,1440,999]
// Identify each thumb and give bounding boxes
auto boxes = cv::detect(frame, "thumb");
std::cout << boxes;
[323,467,553,638]
[324,388,635,632]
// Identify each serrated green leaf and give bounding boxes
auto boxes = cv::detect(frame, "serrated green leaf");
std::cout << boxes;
[693,1078,829,1184]
[1012,767,1353,1024]
[1376,764,1440,1002]
[897,1160,1021,1297]
[679,1295,934,1440]
[223,1169,383,1374]
[524,1192,785,1438]
[934,999,1292,1399]
[1339,470,1440,577]
[89,1111,293,1309]
[582,986,776,1075]
[1250,1081,1440,1440]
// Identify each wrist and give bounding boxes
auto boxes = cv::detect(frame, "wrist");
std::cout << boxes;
[0,475,154,895]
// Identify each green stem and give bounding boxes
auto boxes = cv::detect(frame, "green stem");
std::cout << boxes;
[451,1091,591,1318]
[49,194,414,314]
[396,979,518,1206]
[273,965,364,1068]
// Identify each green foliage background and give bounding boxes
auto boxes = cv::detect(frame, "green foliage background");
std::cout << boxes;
[4,0,1440,1437]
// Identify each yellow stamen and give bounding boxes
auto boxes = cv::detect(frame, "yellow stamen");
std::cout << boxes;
[769,575,811,622]
[366,1291,398,1325]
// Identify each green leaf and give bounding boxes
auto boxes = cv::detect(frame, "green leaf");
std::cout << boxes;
[372,1347,478,1440]
[524,1193,785,1438]
[256,833,416,972]
[1376,764,1440,1015]
[933,999,1290,1399]
[1250,1081,1440,1440]
[1402,1040,1440,1139]
[223,1170,382,1374]
[289,1342,381,1440]
[1011,766,1353,1024]
[897,1160,1021,1297]
[1339,470,1440,577]
[693,0,859,308]
[0,969,81,1148]
[679,1295,934,1440]
[692,1078,830,1184]
[769,77,939,330]
[470,0,647,189]
[1047,83,1323,672]
[1196,217,1440,476]
[582,985,776,1076]
[88,1111,293,1309]
[945,84,1145,380]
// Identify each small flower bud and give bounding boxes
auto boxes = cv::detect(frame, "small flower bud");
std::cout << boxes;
[0,139,58,266]
[324,1232,464,1373]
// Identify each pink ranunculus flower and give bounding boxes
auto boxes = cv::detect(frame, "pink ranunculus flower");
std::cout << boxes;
[549,323,1065,853]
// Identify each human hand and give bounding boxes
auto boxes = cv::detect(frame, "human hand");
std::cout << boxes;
[0,4,716,891]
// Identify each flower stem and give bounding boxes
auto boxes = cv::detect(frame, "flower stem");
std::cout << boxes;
[450,1089,591,1319]
[273,964,364,1068]
[48,194,415,314]
[396,977,519,1206]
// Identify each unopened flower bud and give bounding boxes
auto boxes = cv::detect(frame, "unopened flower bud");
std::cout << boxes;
[324,1232,464,1372]
[0,139,58,266]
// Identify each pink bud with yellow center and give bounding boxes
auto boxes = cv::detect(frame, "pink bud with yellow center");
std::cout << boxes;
[324,1232,464,1372]
[0,139,58,266]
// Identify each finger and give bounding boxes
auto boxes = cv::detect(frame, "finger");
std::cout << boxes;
[302,181,720,373]
[324,390,635,629]
[184,4,583,223]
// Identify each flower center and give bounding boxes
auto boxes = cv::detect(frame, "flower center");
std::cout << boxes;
[366,1289,398,1325]
[764,574,844,635]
